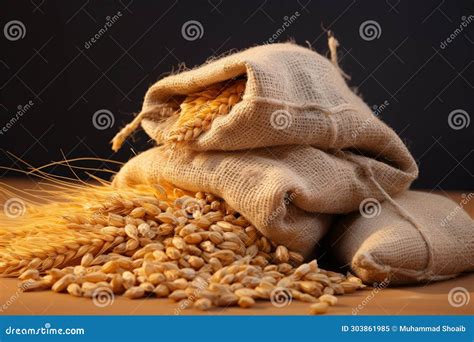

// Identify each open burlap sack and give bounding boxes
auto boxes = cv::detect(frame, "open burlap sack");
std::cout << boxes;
[328,191,474,284]
[112,42,418,257]
[113,146,333,255]
[114,43,420,164]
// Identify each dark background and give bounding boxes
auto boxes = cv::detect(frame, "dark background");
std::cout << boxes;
[0,0,472,190]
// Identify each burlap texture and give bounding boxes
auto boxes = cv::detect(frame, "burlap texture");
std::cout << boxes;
[114,43,418,257]
[139,43,419,169]
[329,191,474,284]
[113,143,415,255]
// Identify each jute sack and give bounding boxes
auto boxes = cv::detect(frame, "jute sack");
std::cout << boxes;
[328,191,474,284]
[113,146,333,255]
[112,42,418,256]
[114,43,420,162]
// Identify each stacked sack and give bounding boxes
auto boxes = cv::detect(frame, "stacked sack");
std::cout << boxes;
[112,39,474,285]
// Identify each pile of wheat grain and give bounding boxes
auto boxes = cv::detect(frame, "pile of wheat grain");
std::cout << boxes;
[3,182,364,314]
[1,76,365,313]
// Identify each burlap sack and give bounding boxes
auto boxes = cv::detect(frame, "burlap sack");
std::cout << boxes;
[113,42,418,256]
[132,43,419,163]
[328,191,474,284]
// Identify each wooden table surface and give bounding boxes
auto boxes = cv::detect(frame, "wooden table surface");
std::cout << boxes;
[0,180,473,315]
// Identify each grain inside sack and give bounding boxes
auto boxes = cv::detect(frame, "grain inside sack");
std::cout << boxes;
[112,39,418,256]
[112,38,473,285]
[0,36,372,313]
[2,35,470,314]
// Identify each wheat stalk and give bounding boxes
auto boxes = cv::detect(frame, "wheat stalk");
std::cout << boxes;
[168,78,246,143]
[3,179,365,313]
[1,79,366,313]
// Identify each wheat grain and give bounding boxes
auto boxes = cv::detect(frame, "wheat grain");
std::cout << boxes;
[67,283,82,297]
[318,294,338,306]
[310,302,329,315]
[238,296,255,308]
[154,284,170,298]
[124,286,145,299]
[194,298,212,311]
[18,269,40,281]
[1,179,365,313]
[168,79,246,143]
[52,274,76,293]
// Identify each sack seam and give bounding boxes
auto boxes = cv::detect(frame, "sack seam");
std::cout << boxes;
[355,251,458,282]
